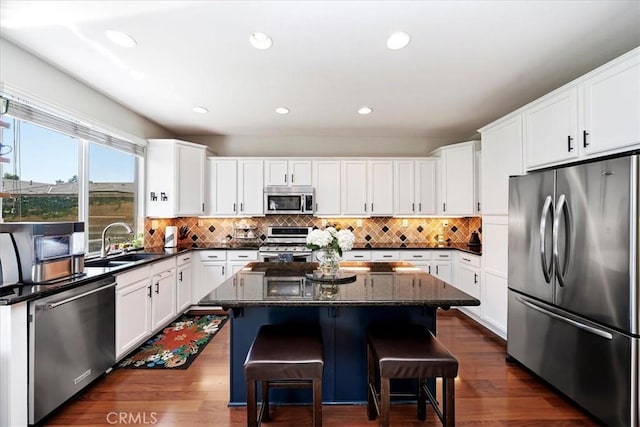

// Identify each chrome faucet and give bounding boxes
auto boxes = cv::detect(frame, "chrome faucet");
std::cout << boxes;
[101,222,133,258]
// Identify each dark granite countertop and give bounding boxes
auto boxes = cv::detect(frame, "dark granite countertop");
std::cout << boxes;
[198,261,480,308]
[0,242,480,306]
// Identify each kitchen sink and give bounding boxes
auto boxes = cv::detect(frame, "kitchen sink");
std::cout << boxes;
[85,252,161,268]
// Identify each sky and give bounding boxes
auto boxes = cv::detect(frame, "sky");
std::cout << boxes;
[1,117,134,183]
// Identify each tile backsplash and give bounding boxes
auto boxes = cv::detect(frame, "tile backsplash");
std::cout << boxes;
[144,216,482,248]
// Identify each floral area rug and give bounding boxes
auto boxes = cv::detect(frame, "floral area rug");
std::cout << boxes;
[119,314,227,369]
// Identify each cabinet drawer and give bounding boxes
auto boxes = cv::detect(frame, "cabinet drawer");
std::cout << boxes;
[458,253,481,268]
[343,250,371,261]
[431,251,452,261]
[371,250,401,261]
[176,253,192,266]
[150,257,176,275]
[400,251,432,262]
[228,250,258,261]
[199,250,227,261]
[116,265,150,288]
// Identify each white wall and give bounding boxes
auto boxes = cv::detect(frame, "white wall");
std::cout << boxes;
[183,134,454,157]
[0,38,172,141]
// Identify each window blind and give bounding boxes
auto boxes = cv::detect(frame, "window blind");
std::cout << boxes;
[1,96,145,157]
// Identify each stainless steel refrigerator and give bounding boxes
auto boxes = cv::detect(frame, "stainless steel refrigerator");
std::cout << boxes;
[508,152,639,426]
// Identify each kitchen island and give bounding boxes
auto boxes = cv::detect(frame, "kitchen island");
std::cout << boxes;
[199,261,479,405]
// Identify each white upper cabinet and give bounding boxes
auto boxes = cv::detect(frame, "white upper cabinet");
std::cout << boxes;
[238,160,264,216]
[367,160,394,216]
[341,160,368,216]
[264,159,312,186]
[207,158,263,216]
[208,159,237,216]
[146,139,207,217]
[394,159,437,216]
[312,160,341,215]
[479,114,524,215]
[434,141,479,216]
[581,51,640,156]
[522,47,639,170]
[524,87,579,169]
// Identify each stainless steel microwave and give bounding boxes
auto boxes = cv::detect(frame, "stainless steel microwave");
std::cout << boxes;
[264,186,315,215]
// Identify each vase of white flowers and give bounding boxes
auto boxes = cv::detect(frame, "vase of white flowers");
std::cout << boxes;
[306,227,355,276]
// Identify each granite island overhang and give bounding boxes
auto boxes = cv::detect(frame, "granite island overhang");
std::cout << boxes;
[199,261,480,405]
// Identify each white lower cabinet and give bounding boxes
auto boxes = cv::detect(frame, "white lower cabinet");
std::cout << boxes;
[115,266,152,360]
[176,253,192,313]
[455,253,481,318]
[115,257,177,360]
[197,250,228,301]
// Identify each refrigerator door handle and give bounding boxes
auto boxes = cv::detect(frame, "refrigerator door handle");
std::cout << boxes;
[539,195,554,283]
[517,296,613,340]
[553,194,571,287]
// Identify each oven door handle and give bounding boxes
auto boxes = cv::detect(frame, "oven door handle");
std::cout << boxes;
[47,282,116,310]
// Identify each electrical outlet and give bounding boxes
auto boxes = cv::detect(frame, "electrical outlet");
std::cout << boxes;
[356,219,363,227]
[442,220,448,227]
[402,219,409,227]
[197,219,204,227]
[321,219,328,227]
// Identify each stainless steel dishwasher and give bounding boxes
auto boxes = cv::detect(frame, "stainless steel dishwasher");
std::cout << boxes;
[28,275,116,424]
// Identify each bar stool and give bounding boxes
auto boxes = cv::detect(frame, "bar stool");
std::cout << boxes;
[366,324,458,427]
[244,324,324,427]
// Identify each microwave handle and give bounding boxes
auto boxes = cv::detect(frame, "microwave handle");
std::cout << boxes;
[301,195,305,213]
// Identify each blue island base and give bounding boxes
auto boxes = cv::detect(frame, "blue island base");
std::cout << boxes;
[228,305,437,405]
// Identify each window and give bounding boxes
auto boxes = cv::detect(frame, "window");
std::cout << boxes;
[1,97,144,254]
[1,118,79,222]
[88,144,137,252]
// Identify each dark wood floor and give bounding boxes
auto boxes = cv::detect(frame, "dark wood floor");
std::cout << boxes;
[45,310,598,426]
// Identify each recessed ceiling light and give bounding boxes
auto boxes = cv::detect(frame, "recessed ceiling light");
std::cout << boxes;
[249,32,273,50]
[105,29,137,48]
[275,107,290,115]
[192,106,209,114]
[358,106,373,115]
[386,31,411,50]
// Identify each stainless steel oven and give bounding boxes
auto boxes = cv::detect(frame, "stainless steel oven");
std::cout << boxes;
[258,226,313,262]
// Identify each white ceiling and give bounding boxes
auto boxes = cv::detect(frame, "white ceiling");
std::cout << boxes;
[1,1,639,142]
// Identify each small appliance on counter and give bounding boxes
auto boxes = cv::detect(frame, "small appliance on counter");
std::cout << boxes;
[468,231,481,247]
[0,221,85,285]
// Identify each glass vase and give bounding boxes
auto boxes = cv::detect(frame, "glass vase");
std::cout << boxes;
[317,248,340,276]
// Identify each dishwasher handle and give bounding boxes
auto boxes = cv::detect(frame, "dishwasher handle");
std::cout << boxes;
[47,282,116,310]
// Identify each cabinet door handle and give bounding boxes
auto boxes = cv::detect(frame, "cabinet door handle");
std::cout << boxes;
[155,283,159,294]
[284,174,287,183]
[183,257,190,261]
[240,202,244,212]
[412,278,415,288]
[419,202,422,212]
[364,203,367,212]
[413,255,423,258]
[583,130,589,147]
[238,255,248,258]
[147,285,152,298]
[383,255,392,258]
[222,266,225,275]
[443,202,446,212]
[462,257,471,262]
[354,255,364,258]
[477,202,480,212]
[371,203,374,212]
[474,273,478,284]
[202,203,205,212]
[179,271,183,282]
[567,135,573,152]
[428,265,431,274]
[315,203,318,211]
[233,203,236,212]
[436,265,439,274]
[412,202,415,212]
[291,174,294,183]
